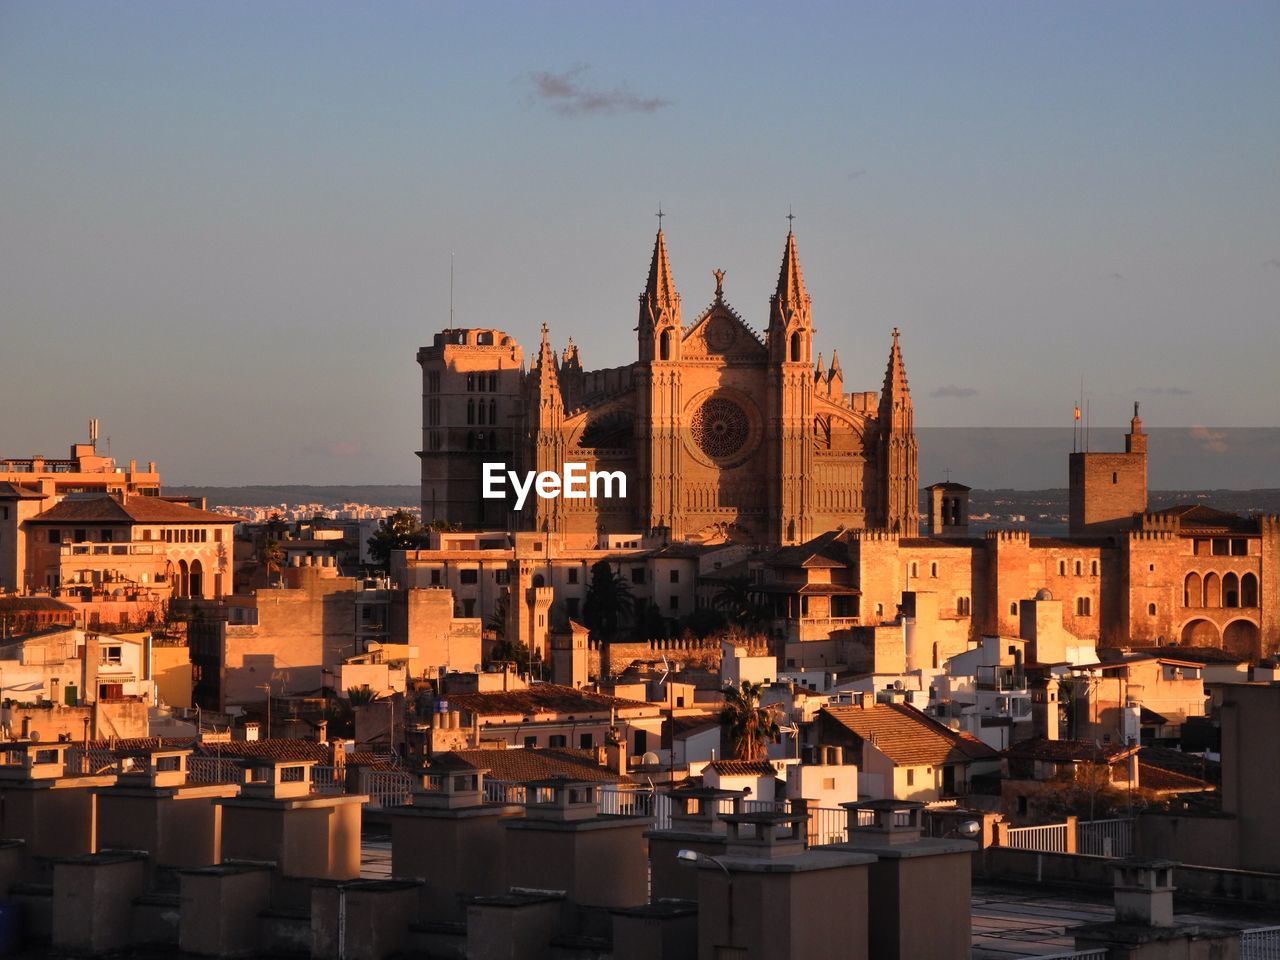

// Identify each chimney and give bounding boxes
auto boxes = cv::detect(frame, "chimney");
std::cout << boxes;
[315,720,328,743]
[1112,860,1175,927]
[329,738,346,770]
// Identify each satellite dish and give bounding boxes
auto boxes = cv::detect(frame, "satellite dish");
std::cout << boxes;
[29,731,40,743]
[641,751,660,766]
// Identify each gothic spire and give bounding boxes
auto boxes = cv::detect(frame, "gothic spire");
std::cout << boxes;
[533,323,560,389]
[829,349,843,378]
[880,327,910,403]
[774,229,808,312]
[640,228,679,323]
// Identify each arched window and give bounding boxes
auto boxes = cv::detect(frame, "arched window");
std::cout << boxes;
[1009,602,1017,616]
[1090,560,1098,576]
[1058,560,1066,576]
[957,596,971,616]
[790,332,801,362]
[489,400,497,425]
[1223,572,1240,608]
[189,559,203,599]
[1074,560,1082,576]
[660,330,671,361]
[1184,572,1202,607]
[1076,596,1092,616]
[910,562,918,578]
[930,562,938,578]
[1147,602,1157,616]
[1241,572,1259,607]
[1203,572,1221,608]
[467,399,475,425]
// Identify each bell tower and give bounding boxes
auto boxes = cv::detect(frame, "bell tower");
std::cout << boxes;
[767,227,814,545]
[635,224,684,536]
[876,328,919,533]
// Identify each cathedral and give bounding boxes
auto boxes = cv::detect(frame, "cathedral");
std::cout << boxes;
[417,228,919,546]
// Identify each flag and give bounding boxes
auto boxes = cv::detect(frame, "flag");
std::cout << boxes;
[1074,405,1081,421]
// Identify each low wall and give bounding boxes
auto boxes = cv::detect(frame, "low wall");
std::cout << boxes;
[1136,812,1241,872]
[977,847,1280,908]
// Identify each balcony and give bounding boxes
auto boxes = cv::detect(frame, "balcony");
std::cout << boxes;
[60,541,164,557]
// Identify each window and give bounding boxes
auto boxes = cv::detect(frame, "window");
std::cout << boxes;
[1231,539,1248,556]
[280,766,306,783]
[548,735,567,748]
[1112,472,1118,484]
[488,374,497,392]
[495,569,510,585]
[906,769,915,787]
[957,596,971,616]
[579,733,593,749]
[930,562,938,578]
[669,569,680,583]
[1090,560,1098,576]
[1074,561,1082,576]
[1212,538,1229,556]
[462,598,475,617]
[75,529,86,543]
[1147,603,1157,616]
[631,567,646,585]
[1009,602,1018,616]
[823,777,836,791]
[49,529,62,544]
[1076,597,1092,616]
[466,374,475,392]
[523,735,538,748]
[568,568,579,585]
[100,645,123,665]
[669,595,679,611]
[430,569,441,586]
[634,730,648,754]
[467,399,475,424]
[910,562,918,578]
[459,569,478,585]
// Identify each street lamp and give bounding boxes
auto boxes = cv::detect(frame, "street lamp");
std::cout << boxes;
[678,849,734,941]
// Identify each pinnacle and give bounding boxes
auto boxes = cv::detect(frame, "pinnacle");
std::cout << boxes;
[881,327,910,399]
[643,228,678,307]
[774,230,807,307]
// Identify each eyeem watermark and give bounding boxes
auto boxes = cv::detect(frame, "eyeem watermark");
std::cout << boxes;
[483,462,627,511]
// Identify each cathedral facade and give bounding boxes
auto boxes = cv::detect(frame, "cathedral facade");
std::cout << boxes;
[418,229,918,546]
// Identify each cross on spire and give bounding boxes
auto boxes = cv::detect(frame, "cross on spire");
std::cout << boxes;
[786,207,796,232]
[656,204,665,230]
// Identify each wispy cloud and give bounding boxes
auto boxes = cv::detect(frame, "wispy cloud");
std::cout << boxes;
[1190,425,1229,455]
[1136,385,1193,396]
[1105,272,1126,282]
[931,384,978,399]
[529,66,671,116]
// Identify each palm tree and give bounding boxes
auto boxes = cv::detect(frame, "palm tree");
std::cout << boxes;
[713,575,769,628]
[583,560,633,641]
[719,681,780,761]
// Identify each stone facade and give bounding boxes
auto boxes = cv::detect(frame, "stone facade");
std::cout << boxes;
[418,229,919,546]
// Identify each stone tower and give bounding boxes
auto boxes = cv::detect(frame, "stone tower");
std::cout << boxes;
[1068,402,1148,536]
[876,329,919,532]
[527,324,566,533]
[767,230,815,545]
[635,228,684,538]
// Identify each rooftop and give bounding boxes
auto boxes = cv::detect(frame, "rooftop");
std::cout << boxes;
[1004,738,1138,764]
[433,747,627,784]
[821,702,999,767]
[443,683,652,717]
[28,494,236,526]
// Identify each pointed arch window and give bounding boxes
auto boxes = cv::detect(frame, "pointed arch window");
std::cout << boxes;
[790,332,801,362]
[660,329,671,361]
[467,399,475,425]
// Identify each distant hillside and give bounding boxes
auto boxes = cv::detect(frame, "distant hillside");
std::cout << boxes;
[168,485,419,508]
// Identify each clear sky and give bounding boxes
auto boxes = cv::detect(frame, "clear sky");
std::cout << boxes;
[2,1,1277,485]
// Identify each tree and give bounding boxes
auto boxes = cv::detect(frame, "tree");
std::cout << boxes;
[713,575,770,629]
[583,560,633,641]
[486,592,509,640]
[259,539,285,587]
[719,681,780,761]
[632,600,669,641]
[488,637,534,673]
[366,510,426,567]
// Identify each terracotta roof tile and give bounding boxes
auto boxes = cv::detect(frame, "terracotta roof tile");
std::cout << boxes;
[821,703,999,767]
[444,683,651,717]
[1004,738,1137,763]
[705,759,779,777]
[1138,762,1214,794]
[29,495,236,525]
[434,747,627,784]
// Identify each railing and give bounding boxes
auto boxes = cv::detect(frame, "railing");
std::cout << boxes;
[362,769,414,809]
[1005,822,1070,853]
[806,806,848,846]
[1022,950,1108,960]
[1077,817,1133,858]
[1241,924,1280,960]
[187,755,241,784]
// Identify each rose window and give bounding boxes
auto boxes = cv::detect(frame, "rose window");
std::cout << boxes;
[691,397,750,460]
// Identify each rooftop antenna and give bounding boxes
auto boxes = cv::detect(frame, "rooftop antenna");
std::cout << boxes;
[449,250,455,328]
[89,418,99,448]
